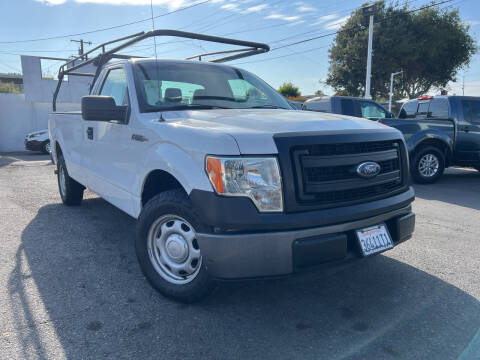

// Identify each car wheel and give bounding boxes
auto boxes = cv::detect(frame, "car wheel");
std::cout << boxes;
[411,146,445,184]
[42,140,51,154]
[136,189,216,303]
[57,153,84,206]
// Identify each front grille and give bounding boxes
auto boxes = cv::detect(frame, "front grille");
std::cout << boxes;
[291,140,405,208]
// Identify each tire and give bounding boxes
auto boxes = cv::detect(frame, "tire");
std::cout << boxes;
[411,146,445,184]
[42,140,51,154]
[136,189,216,303]
[57,153,84,206]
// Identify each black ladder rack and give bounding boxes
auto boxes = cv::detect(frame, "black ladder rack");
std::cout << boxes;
[52,29,270,111]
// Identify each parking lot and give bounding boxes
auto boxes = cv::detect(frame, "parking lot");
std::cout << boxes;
[0,152,479,359]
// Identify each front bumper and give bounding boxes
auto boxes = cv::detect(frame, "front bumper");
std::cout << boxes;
[25,139,44,151]
[197,206,414,279]
[192,187,415,279]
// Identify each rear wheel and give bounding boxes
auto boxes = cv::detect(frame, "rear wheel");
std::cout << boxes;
[136,189,216,303]
[57,154,84,206]
[411,146,445,184]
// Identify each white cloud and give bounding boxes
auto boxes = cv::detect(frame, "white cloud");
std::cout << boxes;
[220,3,240,11]
[294,2,316,13]
[265,13,301,22]
[323,15,349,30]
[466,20,480,27]
[35,0,67,4]
[244,4,268,13]
[310,13,338,26]
[35,0,194,10]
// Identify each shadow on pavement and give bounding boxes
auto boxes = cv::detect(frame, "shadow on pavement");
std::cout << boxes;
[414,167,480,211]
[10,197,480,359]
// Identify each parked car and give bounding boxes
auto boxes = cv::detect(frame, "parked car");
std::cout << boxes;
[383,95,480,183]
[49,30,415,303]
[25,129,51,154]
[287,100,303,109]
[303,96,395,120]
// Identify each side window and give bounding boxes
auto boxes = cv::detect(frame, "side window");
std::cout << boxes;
[428,98,449,118]
[100,68,129,106]
[340,99,355,116]
[360,101,387,119]
[463,100,480,124]
[416,101,430,117]
[228,79,268,103]
[399,100,418,118]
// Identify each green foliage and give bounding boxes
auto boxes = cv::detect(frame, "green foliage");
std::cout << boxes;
[278,82,301,97]
[315,89,326,96]
[326,1,477,99]
[0,81,22,94]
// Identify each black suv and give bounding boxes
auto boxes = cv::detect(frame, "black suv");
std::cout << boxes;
[383,96,480,183]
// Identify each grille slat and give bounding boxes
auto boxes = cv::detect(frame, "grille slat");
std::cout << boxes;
[293,140,404,206]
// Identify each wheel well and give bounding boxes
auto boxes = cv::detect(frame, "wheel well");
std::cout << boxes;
[55,142,63,156]
[141,170,185,206]
[412,138,451,165]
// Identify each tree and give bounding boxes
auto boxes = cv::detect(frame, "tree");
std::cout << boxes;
[326,1,476,99]
[315,89,326,96]
[0,81,22,94]
[278,82,300,97]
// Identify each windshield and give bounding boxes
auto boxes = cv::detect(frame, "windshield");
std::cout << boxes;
[133,61,292,112]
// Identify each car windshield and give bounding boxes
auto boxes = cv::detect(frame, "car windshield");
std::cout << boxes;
[133,61,292,112]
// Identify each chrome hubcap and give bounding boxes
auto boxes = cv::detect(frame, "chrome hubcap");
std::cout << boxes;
[147,215,202,284]
[45,142,51,153]
[419,153,439,177]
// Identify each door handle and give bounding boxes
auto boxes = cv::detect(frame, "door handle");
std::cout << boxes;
[463,126,471,133]
[86,127,93,140]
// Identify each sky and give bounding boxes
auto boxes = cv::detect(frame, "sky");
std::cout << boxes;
[0,0,479,96]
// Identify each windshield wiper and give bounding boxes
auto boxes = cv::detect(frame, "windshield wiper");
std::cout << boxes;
[146,104,229,112]
[246,105,287,109]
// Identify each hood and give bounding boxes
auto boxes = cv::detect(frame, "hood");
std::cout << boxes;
[160,109,398,154]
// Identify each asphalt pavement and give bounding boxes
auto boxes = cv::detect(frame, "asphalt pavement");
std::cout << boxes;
[0,152,479,360]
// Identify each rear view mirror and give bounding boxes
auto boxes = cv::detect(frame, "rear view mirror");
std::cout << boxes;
[81,96,127,122]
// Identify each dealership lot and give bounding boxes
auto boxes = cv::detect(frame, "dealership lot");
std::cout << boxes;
[0,153,479,360]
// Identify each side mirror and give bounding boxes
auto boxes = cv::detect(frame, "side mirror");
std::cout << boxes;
[81,96,127,122]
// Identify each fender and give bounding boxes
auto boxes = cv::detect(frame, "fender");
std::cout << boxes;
[405,129,454,155]
[132,141,215,217]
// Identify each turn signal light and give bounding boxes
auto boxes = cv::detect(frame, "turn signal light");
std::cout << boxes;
[206,157,224,194]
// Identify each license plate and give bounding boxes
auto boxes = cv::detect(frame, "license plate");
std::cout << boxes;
[356,224,393,256]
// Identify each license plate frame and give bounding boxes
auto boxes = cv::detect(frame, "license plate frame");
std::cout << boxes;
[356,224,393,257]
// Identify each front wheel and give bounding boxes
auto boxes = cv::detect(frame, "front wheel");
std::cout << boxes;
[411,146,445,184]
[42,140,51,154]
[136,189,216,303]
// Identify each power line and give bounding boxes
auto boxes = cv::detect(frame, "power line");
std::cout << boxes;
[232,0,460,65]
[0,0,211,44]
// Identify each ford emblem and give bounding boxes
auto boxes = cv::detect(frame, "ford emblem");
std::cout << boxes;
[356,161,381,178]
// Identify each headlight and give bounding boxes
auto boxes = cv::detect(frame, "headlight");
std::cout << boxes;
[30,131,47,138]
[206,156,283,212]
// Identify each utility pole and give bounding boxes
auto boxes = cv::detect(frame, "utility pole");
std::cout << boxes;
[71,39,92,59]
[363,3,376,99]
[462,73,465,96]
[389,71,403,112]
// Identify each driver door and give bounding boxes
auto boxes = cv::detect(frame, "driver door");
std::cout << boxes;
[88,66,142,215]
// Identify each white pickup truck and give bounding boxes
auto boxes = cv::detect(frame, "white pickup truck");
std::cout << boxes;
[49,31,415,302]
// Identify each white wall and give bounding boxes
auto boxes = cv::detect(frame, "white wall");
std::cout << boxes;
[0,94,77,152]
[0,55,95,152]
